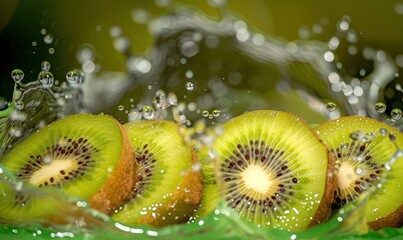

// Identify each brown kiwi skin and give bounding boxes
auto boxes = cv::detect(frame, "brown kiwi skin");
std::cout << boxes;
[368,205,403,230]
[308,150,337,228]
[136,148,203,227]
[89,120,137,215]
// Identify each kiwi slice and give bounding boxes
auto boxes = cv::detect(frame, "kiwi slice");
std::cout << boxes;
[0,113,136,221]
[212,110,335,231]
[112,120,203,227]
[193,146,221,219]
[315,116,403,230]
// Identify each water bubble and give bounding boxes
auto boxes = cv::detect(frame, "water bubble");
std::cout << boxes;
[113,36,131,53]
[48,48,55,54]
[128,109,142,122]
[15,101,24,110]
[43,33,53,44]
[38,71,54,88]
[188,102,197,111]
[142,106,155,120]
[82,60,96,73]
[11,69,24,83]
[109,25,122,37]
[31,41,37,46]
[379,128,388,136]
[180,41,199,58]
[167,92,178,106]
[350,131,364,141]
[185,82,194,91]
[326,102,336,112]
[41,61,51,71]
[374,102,386,113]
[212,109,221,117]
[324,51,334,62]
[118,105,124,111]
[391,108,402,120]
[131,8,150,24]
[202,110,209,118]
[66,69,85,88]
[208,114,214,119]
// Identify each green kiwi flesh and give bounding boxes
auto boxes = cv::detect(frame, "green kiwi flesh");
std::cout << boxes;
[193,146,221,219]
[112,120,203,227]
[315,116,403,230]
[212,110,334,231]
[0,113,136,222]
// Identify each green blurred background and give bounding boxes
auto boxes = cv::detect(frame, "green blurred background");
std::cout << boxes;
[1,0,402,120]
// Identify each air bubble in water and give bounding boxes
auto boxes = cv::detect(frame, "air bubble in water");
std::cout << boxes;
[390,108,402,120]
[38,71,54,88]
[326,102,336,112]
[374,102,386,113]
[11,69,24,83]
[43,33,53,44]
[142,106,155,120]
[202,110,209,118]
[41,61,51,71]
[118,105,124,111]
[32,41,37,46]
[66,69,85,88]
[48,48,55,54]
[185,82,194,91]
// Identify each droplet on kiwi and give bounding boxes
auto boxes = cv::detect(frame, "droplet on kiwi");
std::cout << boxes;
[212,110,335,231]
[0,114,137,222]
[315,116,403,230]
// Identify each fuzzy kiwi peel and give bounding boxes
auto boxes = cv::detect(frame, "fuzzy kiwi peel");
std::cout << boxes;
[211,110,335,231]
[0,113,137,222]
[315,116,403,230]
[112,120,203,228]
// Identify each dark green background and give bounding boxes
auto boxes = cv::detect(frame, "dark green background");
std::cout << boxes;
[1,0,403,105]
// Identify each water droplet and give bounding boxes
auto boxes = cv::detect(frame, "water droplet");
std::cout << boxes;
[31,41,37,46]
[212,109,221,117]
[326,102,336,112]
[66,69,85,88]
[185,82,194,91]
[11,69,24,83]
[390,108,402,120]
[118,105,124,111]
[15,101,24,110]
[167,92,178,106]
[187,102,197,111]
[375,102,386,113]
[379,128,388,136]
[128,109,142,122]
[202,110,209,117]
[41,61,51,71]
[43,33,53,44]
[350,131,364,141]
[208,114,214,119]
[142,106,155,120]
[38,71,54,88]
[48,48,55,54]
